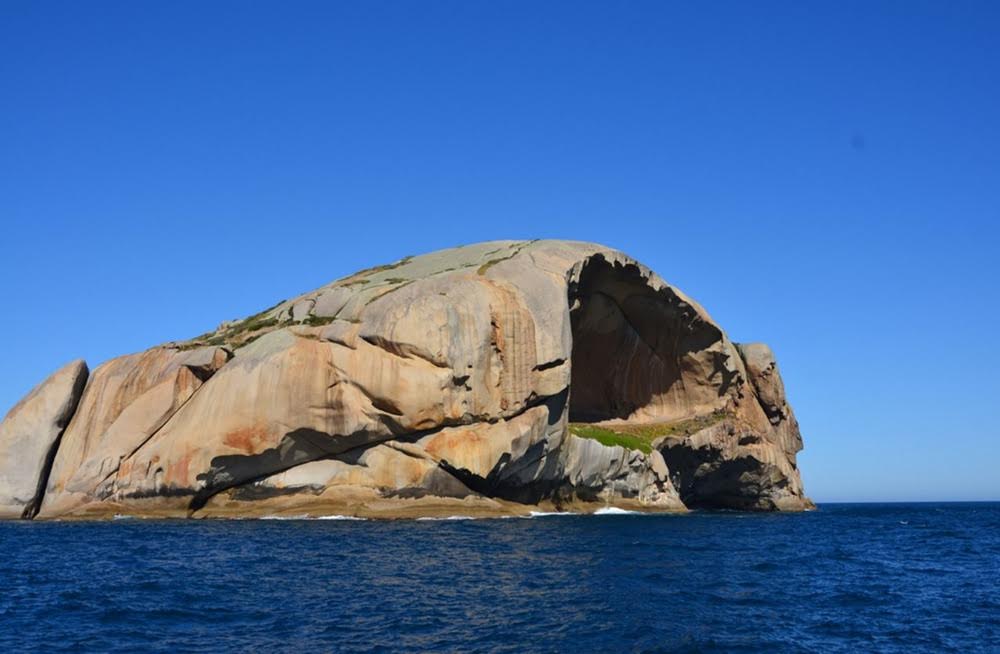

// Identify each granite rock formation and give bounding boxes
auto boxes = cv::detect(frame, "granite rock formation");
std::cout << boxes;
[0,360,88,518]
[0,240,811,519]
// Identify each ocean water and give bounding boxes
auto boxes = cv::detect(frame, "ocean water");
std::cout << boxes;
[1,503,997,653]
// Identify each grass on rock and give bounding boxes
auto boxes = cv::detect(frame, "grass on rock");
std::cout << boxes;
[568,424,654,453]
[568,410,730,454]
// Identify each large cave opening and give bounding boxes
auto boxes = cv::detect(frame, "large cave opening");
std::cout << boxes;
[567,255,722,425]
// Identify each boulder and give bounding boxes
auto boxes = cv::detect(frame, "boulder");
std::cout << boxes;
[0,360,88,518]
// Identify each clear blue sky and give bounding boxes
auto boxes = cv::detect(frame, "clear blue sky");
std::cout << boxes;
[2,2,998,502]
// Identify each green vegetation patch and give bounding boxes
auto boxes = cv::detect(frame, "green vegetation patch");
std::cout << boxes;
[568,424,654,454]
[363,279,414,306]
[476,240,539,276]
[176,299,288,350]
[338,255,414,287]
[302,314,338,327]
[615,410,729,441]
[227,312,279,338]
[477,257,509,275]
[568,410,730,454]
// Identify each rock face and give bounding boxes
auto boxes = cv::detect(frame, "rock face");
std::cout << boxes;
[0,240,811,520]
[0,360,88,518]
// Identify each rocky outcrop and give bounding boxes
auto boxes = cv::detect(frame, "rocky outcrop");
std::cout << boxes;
[0,360,88,518]
[40,347,230,517]
[651,342,809,510]
[0,240,811,519]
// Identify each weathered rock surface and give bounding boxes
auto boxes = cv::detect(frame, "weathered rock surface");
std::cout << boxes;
[2,240,811,519]
[40,347,230,517]
[0,360,88,518]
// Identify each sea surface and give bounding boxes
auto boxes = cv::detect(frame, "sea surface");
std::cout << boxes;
[0,503,997,653]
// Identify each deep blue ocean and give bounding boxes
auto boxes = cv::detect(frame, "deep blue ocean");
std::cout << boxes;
[1,503,997,653]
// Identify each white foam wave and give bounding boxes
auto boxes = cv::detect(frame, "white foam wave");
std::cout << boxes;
[251,508,647,521]
[415,515,477,521]
[593,507,641,515]
[259,515,310,520]
[316,515,367,521]
[259,514,367,521]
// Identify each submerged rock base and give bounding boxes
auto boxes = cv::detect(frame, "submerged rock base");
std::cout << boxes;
[0,240,811,520]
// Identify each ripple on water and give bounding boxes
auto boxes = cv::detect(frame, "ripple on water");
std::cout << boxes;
[0,503,997,653]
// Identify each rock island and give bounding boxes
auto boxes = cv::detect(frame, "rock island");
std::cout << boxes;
[0,240,812,520]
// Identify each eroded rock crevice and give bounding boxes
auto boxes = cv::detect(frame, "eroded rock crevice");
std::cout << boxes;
[188,388,570,514]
